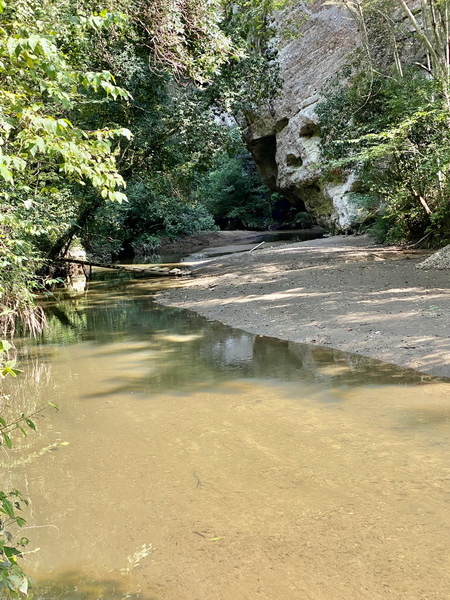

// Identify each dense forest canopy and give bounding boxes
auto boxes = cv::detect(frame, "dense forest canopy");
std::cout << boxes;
[2,0,450,595]
[0,0,290,338]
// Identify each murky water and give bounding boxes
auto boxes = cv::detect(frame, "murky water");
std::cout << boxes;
[2,277,450,600]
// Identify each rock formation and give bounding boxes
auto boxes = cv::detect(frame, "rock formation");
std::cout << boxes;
[244,0,361,231]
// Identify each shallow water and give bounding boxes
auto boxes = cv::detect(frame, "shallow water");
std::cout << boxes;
[2,277,450,600]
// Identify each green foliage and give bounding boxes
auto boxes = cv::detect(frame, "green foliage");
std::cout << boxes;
[133,0,234,84]
[70,13,243,258]
[0,343,30,599]
[123,177,218,256]
[0,0,295,327]
[205,0,295,115]
[0,489,30,600]
[0,340,21,381]
[0,340,59,597]
[285,209,315,229]
[317,0,450,243]
[317,66,450,244]
[0,0,133,334]
[199,154,278,230]
[0,210,45,337]
[0,1,130,195]
[0,0,244,320]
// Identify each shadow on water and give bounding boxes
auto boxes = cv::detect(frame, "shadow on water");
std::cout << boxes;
[27,276,445,402]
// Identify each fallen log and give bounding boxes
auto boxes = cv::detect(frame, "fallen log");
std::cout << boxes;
[55,257,192,277]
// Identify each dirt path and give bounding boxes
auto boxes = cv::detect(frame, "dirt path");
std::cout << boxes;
[156,235,450,378]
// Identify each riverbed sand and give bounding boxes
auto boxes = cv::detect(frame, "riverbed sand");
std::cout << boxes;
[156,234,450,379]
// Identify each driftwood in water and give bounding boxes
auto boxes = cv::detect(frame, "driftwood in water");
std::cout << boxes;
[56,257,192,277]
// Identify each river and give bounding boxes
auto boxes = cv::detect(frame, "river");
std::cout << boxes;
[2,274,450,600]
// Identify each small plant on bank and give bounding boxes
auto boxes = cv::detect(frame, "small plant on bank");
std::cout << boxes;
[0,341,30,598]
[0,341,57,599]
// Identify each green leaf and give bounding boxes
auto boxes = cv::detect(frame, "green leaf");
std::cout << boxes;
[0,164,13,183]
[41,118,57,135]
[3,365,18,377]
[19,574,29,595]
[1,498,14,517]
[1,433,12,449]
[116,127,132,140]
[111,191,127,203]
[4,547,22,558]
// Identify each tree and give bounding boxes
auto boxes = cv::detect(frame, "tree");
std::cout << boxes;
[337,0,450,104]
[398,0,450,105]
[70,0,292,258]
[1,0,255,332]
[0,0,133,334]
[204,0,291,116]
[317,0,450,244]
[134,0,233,84]
[198,152,280,230]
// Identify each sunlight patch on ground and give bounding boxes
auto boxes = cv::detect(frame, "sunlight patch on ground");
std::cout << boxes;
[340,311,422,323]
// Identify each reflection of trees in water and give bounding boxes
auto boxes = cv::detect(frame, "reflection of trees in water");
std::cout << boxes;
[200,333,254,367]
[251,337,431,387]
[0,352,55,475]
[39,298,89,345]
[39,294,203,345]
[30,287,437,399]
[1,353,53,423]
[196,333,432,388]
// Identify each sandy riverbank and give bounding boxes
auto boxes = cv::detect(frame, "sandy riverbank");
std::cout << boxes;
[156,235,450,379]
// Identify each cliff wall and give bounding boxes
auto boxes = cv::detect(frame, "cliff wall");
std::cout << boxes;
[244,1,362,231]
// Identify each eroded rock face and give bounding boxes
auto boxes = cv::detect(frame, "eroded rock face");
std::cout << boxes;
[244,0,360,231]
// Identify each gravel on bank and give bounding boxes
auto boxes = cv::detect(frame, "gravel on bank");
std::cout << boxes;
[155,235,450,379]
[417,243,450,270]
